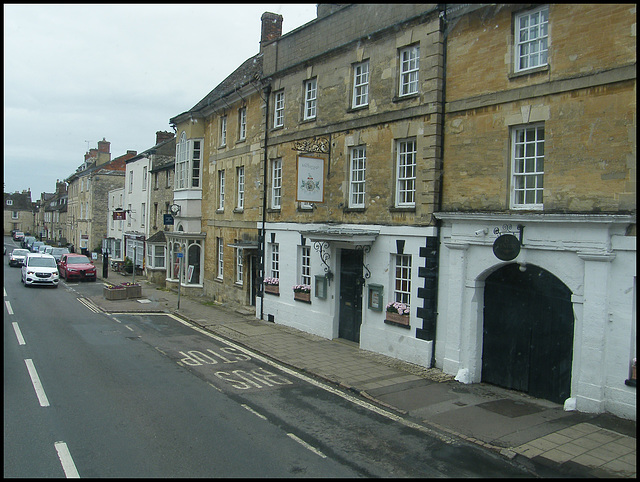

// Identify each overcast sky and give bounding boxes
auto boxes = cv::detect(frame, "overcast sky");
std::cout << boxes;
[3,3,318,198]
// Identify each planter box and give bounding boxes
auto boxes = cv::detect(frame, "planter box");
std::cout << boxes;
[124,284,142,299]
[294,291,311,303]
[103,286,127,300]
[385,311,410,327]
[264,284,280,295]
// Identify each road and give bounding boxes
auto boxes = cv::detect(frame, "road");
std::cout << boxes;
[4,237,535,477]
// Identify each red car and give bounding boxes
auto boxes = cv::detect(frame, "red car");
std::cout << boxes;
[58,253,97,281]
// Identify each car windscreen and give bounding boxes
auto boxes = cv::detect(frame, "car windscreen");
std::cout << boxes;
[67,256,91,264]
[12,250,29,256]
[52,248,69,255]
[28,258,58,268]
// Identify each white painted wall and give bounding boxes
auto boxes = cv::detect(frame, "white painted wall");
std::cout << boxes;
[434,213,636,420]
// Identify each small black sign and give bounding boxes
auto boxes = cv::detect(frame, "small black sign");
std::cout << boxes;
[163,214,174,225]
[493,234,520,261]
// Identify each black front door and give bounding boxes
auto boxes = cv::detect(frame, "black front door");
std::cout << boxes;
[482,263,574,404]
[339,249,363,343]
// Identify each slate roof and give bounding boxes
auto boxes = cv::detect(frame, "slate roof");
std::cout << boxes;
[4,191,33,211]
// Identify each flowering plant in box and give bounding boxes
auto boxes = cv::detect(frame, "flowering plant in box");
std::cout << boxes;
[120,282,140,287]
[292,284,311,294]
[386,301,409,315]
[264,277,279,286]
[105,283,125,290]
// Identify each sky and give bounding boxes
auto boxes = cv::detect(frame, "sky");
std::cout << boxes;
[3,3,318,199]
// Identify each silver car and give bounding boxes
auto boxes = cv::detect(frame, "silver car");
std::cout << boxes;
[9,248,30,267]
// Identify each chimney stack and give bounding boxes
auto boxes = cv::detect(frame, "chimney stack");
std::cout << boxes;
[260,12,283,52]
[155,131,175,145]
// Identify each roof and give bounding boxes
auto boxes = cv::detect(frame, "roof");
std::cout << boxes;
[4,191,33,211]
[146,230,166,244]
[171,53,263,122]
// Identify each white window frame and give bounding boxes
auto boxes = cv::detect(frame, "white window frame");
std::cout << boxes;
[128,171,134,193]
[191,140,201,188]
[141,203,146,227]
[6,199,13,206]
[12,210,18,219]
[514,5,549,73]
[218,170,225,210]
[142,166,147,191]
[217,237,224,279]
[300,245,311,286]
[396,139,417,207]
[237,166,245,209]
[303,78,317,120]
[271,158,282,209]
[127,204,132,226]
[220,116,227,146]
[352,60,369,108]
[511,124,544,210]
[175,131,188,189]
[394,254,412,308]
[399,45,420,97]
[270,243,280,280]
[235,247,243,285]
[349,146,366,208]
[239,107,247,140]
[273,90,285,128]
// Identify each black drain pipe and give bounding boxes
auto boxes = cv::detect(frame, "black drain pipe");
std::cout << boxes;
[260,84,272,321]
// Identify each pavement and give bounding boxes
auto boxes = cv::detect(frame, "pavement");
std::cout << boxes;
[89,260,636,478]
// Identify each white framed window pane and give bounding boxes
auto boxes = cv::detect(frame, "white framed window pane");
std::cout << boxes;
[154,245,165,268]
[511,125,544,208]
[191,140,201,188]
[515,6,549,72]
[218,170,225,209]
[239,108,247,139]
[300,245,311,286]
[352,61,369,108]
[349,146,366,207]
[274,91,284,127]
[220,116,227,145]
[272,159,282,209]
[270,243,279,279]
[237,166,245,209]
[304,78,317,120]
[399,46,420,96]
[217,237,224,278]
[236,248,243,284]
[394,254,411,307]
[396,139,416,206]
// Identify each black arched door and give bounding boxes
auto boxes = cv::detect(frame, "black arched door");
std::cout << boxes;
[482,264,574,404]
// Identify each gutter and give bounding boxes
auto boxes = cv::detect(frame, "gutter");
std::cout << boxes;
[260,84,272,321]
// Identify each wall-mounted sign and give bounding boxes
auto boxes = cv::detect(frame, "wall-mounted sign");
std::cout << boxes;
[493,234,521,261]
[296,155,325,203]
[112,210,126,220]
[163,214,174,225]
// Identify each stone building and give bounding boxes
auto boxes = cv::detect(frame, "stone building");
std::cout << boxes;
[168,17,273,303]
[65,138,136,253]
[433,4,636,419]
[3,189,34,235]
[39,180,68,245]
[258,4,444,368]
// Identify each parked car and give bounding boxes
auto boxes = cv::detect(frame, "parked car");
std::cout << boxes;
[58,253,97,281]
[50,247,70,264]
[38,244,52,254]
[31,241,45,253]
[22,236,36,249]
[13,231,25,241]
[21,253,59,288]
[43,246,54,255]
[9,248,30,267]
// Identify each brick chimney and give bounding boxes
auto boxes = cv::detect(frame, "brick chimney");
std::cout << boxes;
[260,12,283,52]
[155,131,174,145]
[98,138,110,154]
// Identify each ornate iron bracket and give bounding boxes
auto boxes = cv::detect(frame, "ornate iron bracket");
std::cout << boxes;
[313,241,333,284]
[493,223,525,246]
[355,245,371,279]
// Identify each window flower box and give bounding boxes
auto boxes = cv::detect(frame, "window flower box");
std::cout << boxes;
[103,285,127,301]
[264,277,279,295]
[293,284,311,303]
[385,301,410,327]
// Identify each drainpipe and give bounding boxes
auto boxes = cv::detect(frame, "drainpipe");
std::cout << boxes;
[260,84,272,321]
[431,4,448,369]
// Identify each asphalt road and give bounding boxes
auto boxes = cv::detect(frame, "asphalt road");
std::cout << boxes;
[4,237,536,477]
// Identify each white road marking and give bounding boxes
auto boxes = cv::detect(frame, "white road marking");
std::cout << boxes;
[169,314,456,444]
[125,325,134,332]
[287,433,327,458]
[5,300,14,315]
[12,322,26,345]
[24,359,50,407]
[241,403,267,420]
[77,298,101,313]
[54,441,80,478]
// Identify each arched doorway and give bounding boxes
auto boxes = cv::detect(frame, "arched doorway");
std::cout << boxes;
[482,263,574,404]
